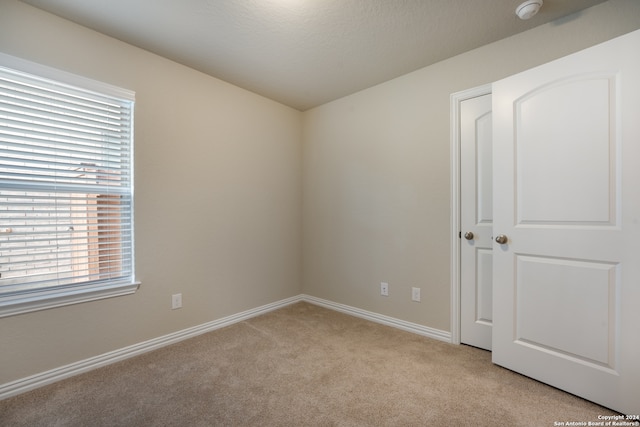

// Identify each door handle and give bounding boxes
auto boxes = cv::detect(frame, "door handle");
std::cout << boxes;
[495,234,508,244]
[464,232,474,240]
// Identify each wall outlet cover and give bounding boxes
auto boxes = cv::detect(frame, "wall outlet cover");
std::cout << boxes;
[172,293,182,309]
[380,282,389,297]
[411,287,421,302]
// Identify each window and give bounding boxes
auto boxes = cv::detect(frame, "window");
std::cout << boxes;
[0,53,138,317]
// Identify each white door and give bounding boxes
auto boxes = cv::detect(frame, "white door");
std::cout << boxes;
[460,94,493,351]
[492,29,640,414]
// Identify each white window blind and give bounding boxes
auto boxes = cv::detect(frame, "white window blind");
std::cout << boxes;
[0,56,137,316]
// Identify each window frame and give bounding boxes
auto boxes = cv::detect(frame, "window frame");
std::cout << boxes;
[0,52,139,317]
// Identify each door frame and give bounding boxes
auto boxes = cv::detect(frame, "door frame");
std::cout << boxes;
[449,83,492,345]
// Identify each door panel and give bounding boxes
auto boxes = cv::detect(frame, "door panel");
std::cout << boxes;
[492,29,640,414]
[515,255,617,366]
[460,93,493,350]
[475,248,493,325]
[516,77,616,225]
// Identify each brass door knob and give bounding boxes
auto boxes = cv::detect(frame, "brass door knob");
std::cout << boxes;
[495,234,508,244]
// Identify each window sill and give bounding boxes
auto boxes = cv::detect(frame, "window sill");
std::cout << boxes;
[0,281,141,318]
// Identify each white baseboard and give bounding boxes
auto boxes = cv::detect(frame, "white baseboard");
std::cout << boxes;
[0,294,451,400]
[301,295,451,343]
[0,295,303,400]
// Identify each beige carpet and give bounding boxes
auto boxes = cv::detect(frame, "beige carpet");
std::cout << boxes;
[0,302,617,426]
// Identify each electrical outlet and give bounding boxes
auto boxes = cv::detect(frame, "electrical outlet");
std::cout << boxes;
[411,287,421,302]
[171,293,182,309]
[380,282,389,297]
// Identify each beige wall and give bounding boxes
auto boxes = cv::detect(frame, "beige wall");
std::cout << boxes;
[301,0,640,331]
[2,0,640,388]
[0,0,302,383]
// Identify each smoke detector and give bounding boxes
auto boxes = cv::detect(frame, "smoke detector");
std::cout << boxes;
[516,0,543,20]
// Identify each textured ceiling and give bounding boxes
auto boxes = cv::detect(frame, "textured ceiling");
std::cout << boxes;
[21,0,607,110]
